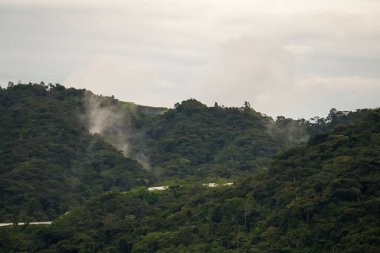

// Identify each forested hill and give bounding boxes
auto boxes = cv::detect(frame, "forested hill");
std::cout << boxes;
[0,83,155,221]
[0,82,374,222]
[2,108,378,253]
[139,99,372,179]
[138,99,305,178]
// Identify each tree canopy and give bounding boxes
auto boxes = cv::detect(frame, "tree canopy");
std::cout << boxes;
[0,83,378,252]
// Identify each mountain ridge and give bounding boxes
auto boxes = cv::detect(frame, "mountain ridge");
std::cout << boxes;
[0,82,378,252]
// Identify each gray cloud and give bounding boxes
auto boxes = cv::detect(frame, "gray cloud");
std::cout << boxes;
[191,36,296,105]
[1,0,379,118]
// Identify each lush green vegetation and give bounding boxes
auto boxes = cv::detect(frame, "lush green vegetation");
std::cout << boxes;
[0,83,153,221]
[138,100,298,178]
[139,99,372,179]
[0,83,378,252]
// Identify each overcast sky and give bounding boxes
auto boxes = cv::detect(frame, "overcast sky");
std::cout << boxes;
[1,0,379,118]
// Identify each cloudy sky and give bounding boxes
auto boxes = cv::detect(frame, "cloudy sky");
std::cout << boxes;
[1,0,379,118]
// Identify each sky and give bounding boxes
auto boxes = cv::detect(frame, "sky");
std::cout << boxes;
[1,0,379,118]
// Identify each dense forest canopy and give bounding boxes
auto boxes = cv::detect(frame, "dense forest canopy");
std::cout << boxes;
[0,83,154,221]
[0,82,378,252]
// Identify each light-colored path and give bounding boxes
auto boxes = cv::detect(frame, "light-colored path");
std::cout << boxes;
[0,221,52,227]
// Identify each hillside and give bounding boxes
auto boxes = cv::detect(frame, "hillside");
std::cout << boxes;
[0,83,155,221]
[0,83,378,253]
[0,83,373,221]
[138,99,372,179]
[1,108,379,252]
[137,100,303,178]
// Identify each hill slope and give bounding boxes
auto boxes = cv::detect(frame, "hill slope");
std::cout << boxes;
[0,83,374,222]
[139,99,308,178]
[138,99,372,179]
[2,108,378,252]
[0,83,153,221]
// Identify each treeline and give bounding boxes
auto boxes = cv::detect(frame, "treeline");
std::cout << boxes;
[138,99,372,179]
[0,83,153,221]
[1,108,379,252]
[0,83,374,221]
[0,83,379,252]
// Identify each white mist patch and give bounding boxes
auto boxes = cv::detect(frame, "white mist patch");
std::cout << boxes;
[84,92,152,169]
[84,92,132,156]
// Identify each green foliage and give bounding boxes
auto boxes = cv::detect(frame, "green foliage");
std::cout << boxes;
[0,83,379,252]
[141,99,292,178]
[0,83,153,221]
[137,100,370,180]
[2,109,379,252]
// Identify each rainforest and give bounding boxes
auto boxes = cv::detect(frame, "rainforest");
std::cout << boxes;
[0,83,378,252]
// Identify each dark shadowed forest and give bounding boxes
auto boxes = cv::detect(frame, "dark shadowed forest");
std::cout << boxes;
[0,83,379,252]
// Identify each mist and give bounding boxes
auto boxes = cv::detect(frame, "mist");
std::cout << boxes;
[83,91,151,169]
